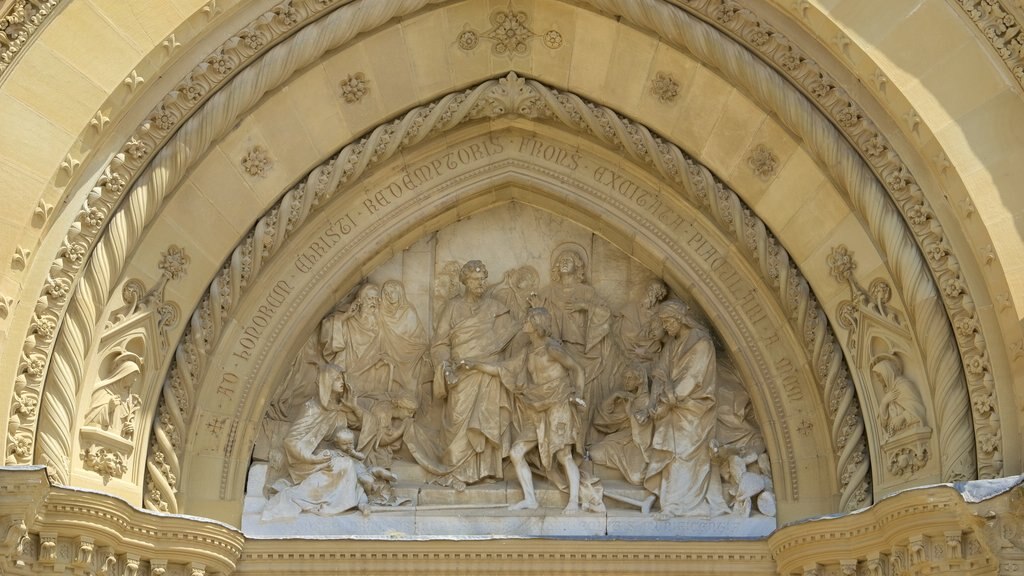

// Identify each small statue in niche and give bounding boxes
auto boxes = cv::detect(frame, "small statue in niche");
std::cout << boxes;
[646,300,729,519]
[262,363,400,520]
[466,307,588,512]
[83,349,142,440]
[871,353,928,439]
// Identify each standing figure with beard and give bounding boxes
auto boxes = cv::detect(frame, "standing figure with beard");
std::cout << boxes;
[320,284,389,401]
[405,260,519,489]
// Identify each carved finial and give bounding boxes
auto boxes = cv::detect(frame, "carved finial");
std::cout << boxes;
[59,153,80,176]
[0,294,12,319]
[162,34,181,54]
[872,68,889,94]
[33,199,53,228]
[11,246,29,270]
[903,108,921,136]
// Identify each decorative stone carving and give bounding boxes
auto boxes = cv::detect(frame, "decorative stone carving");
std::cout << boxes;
[262,363,402,520]
[582,0,986,481]
[959,0,1024,86]
[0,0,61,78]
[338,72,368,103]
[457,5,561,57]
[154,74,862,517]
[83,348,142,439]
[830,245,934,480]
[746,144,778,180]
[240,219,779,538]
[14,1,999,510]
[241,145,272,177]
[81,445,128,482]
[650,71,680,103]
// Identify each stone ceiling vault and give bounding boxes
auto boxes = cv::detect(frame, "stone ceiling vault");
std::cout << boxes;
[0,0,1021,534]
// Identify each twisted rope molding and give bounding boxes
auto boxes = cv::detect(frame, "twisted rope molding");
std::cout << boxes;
[143,71,871,513]
[9,0,994,499]
[580,0,982,481]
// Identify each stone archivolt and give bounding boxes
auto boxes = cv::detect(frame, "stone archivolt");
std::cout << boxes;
[140,75,866,524]
[9,2,997,506]
[0,0,1013,561]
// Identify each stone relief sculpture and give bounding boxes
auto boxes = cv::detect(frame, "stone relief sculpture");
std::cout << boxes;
[405,260,519,490]
[872,354,928,439]
[246,234,775,534]
[644,300,729,519]
[616,279,668,368]
[468,307,587,512]
[83,350,142,440]
[262,363,400,520]
[527,245,614,440]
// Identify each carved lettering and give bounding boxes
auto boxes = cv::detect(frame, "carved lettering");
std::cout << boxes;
[775,357,803,401]
[593,166,685,230]
[232,280,294,362]
[294,215,358,274]
[518,136,581,170]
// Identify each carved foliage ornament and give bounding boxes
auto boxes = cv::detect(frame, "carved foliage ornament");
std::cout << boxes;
[144,72,869,515]
[829,245,932,479]
[651,71,680,103]
[339,72,368,103]
[241,145,272,178]
[746,144,778,180]
[457,4,562,57]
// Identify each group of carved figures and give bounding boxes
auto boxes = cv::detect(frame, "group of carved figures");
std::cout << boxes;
[259,246,776,521]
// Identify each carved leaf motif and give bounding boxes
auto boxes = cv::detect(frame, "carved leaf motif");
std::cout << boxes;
[33,199,53,227]
[10,246,29,270]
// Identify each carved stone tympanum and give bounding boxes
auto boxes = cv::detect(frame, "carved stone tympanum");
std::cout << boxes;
[243,204,775,538]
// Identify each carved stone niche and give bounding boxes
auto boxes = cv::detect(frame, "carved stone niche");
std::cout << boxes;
[74,247,186,492]
[243,203,776,539]
[831,247,935,489]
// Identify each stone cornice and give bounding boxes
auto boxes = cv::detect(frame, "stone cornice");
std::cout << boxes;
[0,466,244,574]
[236,539,776,575]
